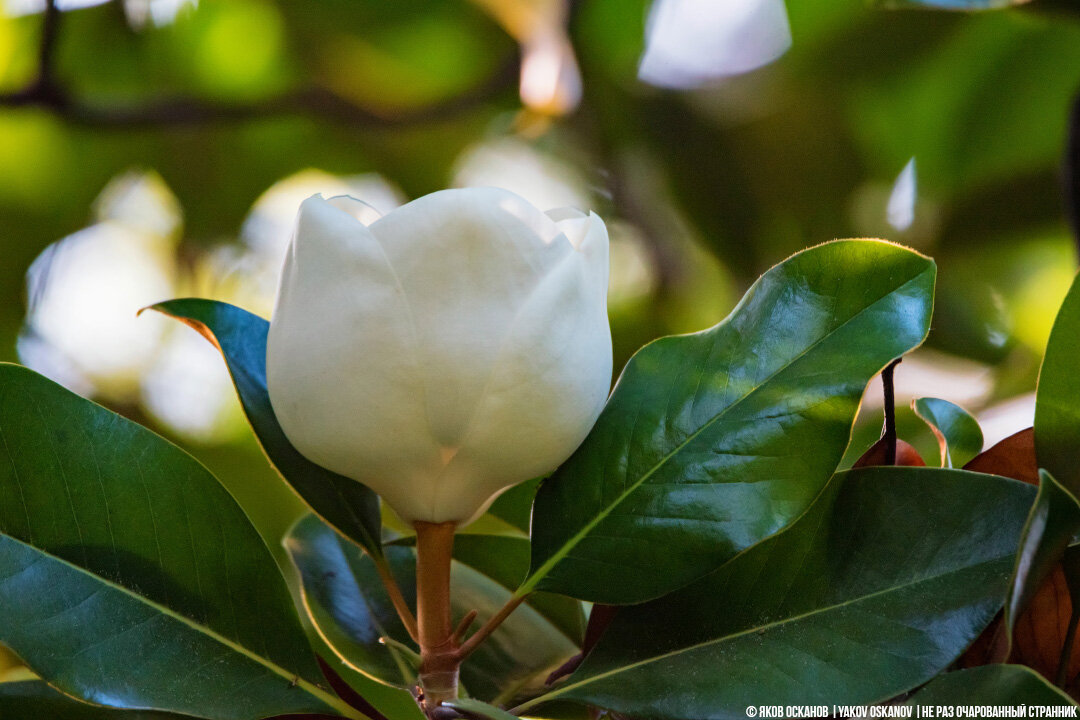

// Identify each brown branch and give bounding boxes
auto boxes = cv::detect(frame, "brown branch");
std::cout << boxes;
[0,3,519,130]
[454,592,529,661]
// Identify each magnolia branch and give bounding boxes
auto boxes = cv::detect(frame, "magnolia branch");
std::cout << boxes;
[0,0,517,129]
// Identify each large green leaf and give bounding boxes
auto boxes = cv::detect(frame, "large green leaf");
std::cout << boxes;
[520,467,1033,720]
[528,240,936,603]
[149,299,382,557]
[0,364,361,720]
[445,697,521,720]
[905,666,1076,706]
[1036,271,1080,498]
[286,516,578,702]
[912,397,984,468]
[1006,470,1080,634]
[0,681,188,719]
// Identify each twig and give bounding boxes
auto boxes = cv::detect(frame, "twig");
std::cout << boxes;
[0,3,518,130]
[450,610,478,646]
[881,358,902,466]
[374,557,420,644]
[455,592,529,661]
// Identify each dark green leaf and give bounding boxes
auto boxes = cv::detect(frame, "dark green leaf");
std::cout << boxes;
[1007,470,1080,635]
[286,516,577,702]
[905,665,1076,706]
[528,240,936,604]
[0,681,188,719]
[521,467,1033,720]
[485,478,541,534]
[0,364,361,720]
[912,397,983,468]
[445,697,520,720]
[1036,271,1080,498]
[149,299,382,557]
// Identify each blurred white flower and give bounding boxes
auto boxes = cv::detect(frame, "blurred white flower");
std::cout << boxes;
[639,0,792,89]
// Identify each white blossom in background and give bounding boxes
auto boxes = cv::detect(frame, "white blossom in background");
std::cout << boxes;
[469,0,581,115]
[453,137,592,211]
[639,0,792,89]
[20,171,180,401]
[887,158,917,232]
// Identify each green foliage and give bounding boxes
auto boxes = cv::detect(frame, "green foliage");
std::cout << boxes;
[287,515,578,702]
[906,665,1078,706]
[1036,270,1080,497]
[522,468,1033,719]
[0,681,188,719]
[150,298,383,557]
[528,239,935,604]
[912,396,983,467]
[1005,470,1080,636]
[0,364,362,720]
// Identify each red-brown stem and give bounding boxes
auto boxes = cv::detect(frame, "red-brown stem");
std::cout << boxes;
[374,556,419,644]
[414,521,459,709]
[456,592,529,660]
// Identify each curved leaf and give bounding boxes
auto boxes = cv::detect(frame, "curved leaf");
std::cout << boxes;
[286,516,577,702]
[964,427,1037,485]
[0,364,360,720]
[521,467,1033,720]
[912,396,983,468]
[528,240,936,603]
[905,665,1076,706]
[149,299,382,557]
[1036,271,1080,498]
[1006,470,1080,635]
[0,681,188,719]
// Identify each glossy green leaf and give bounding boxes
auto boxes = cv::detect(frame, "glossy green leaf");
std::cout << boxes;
[521,467,1033,720]
[528,240,936,604]
[1007,470,1080,635]
[0,681,188,719]
[0,364,361,719]
[149,298,382,557]
[445,697,521,720]
[286,516,577,702]
[905,666,1076,706]
[912,397,984,468]
[485,478,542,534]
[1036,270,1080,498]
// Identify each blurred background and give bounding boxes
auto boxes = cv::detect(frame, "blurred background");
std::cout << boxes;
[1,0,1079,557]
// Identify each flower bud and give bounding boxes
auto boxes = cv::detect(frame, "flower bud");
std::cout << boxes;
[267,187,612,525]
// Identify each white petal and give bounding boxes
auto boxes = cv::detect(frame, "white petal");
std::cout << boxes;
[267,196,443,519]
[367,187,574,451]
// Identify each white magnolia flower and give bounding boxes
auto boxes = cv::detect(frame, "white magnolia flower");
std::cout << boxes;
[267,187,612,525]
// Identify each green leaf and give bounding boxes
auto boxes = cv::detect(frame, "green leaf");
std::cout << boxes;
[905,665,1076,706]
[1036,270,1080,498]
[528,240,936,604]
[285,516,578,702]
[149,298,382,557]
[445,697,521,720]
[912,397,984,468]
[0,364,361,720]
[1006,470,1080,635]
[521,467,1033,720]
[485,478,542,534]
[0,681,188,719]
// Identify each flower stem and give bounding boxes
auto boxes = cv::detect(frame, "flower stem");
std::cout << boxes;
[414,521,460,710]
